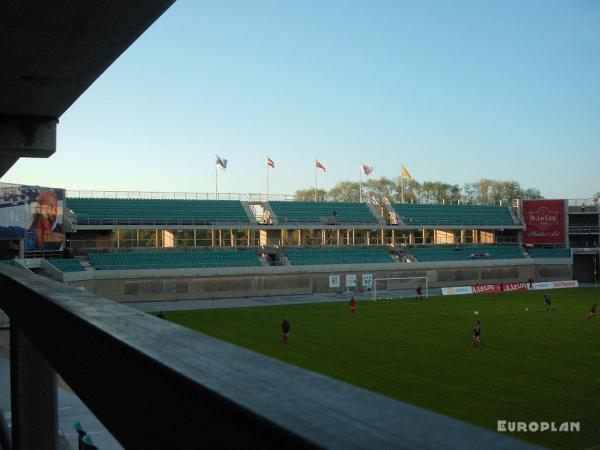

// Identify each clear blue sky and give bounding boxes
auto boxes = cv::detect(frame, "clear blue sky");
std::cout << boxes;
[5,0,600,198]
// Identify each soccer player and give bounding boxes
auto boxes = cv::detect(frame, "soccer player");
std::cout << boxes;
[473,320,482,346]
[281,317,291,344]
[544,294,554,311]
[416,285,423,301]
[350,296,357,314]
[588,302,597,320]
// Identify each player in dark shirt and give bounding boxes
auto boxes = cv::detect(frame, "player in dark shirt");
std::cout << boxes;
[544,294,554,311]
[473,320,482,346]
[416,285,423,301]
[588,302,597,320]
[281,317,291,343]
[350,296,357,314]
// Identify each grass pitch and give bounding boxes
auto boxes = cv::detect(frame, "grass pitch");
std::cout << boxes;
[164,288,600,449]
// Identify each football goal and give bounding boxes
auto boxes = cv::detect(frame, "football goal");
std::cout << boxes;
[372,276,428,301]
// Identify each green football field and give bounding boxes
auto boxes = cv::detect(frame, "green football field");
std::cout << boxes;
[163,288,600,449]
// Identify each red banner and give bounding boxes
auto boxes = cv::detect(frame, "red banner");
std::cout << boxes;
[503,282,530,292]
[472,284,502,294]
[522,199,566,244]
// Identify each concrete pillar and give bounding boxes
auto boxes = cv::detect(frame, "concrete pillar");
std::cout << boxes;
[211,229,216,247]
[460,230,465,244]
[18,239,25,259]
[10,329,58,450]
[366,231,370,246]
[336,229,340,245]
[117,229,120,248]
[231,230,236,247]
[136,229,140,247]
[422,229,427,244]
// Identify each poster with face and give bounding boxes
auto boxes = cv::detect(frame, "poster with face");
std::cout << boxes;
[0,183,65,252]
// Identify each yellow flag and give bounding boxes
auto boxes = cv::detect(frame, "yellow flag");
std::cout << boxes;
[401,165,413,181]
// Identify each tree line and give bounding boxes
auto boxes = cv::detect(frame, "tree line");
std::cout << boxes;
[294,177,543,205]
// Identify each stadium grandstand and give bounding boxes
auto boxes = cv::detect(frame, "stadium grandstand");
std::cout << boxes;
[3,184,591,301]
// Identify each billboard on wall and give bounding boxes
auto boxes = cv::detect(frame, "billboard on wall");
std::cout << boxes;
[522,199,566,244]
[0,184,65,251]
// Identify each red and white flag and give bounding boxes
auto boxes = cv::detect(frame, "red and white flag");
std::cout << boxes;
[315,160,326,172]
[360,163,373,176]
[267,157,275,168]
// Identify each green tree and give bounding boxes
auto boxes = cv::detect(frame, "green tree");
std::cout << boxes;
[394,178,421,203]
[363,177,397,204]
[294,188,327,201]
[520,188,543,199]
[328,181,361,202]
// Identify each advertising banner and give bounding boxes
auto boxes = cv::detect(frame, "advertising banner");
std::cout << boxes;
[442,280,578,296]
[522,199,566,244]
[551,280,578,289]
[472,284,503,294]
[0,184,65,251]
[441,286,473,296]
[329,275,340,288]
[361,273,373,288]
[502,282,531,292]
[345,274,357,287]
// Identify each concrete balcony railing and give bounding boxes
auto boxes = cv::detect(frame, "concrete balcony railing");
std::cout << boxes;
[0,264,536,450]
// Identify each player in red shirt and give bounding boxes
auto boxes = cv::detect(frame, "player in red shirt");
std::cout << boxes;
[350,296,357,314]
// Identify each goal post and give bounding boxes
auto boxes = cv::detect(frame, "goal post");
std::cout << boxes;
[372,276,428,301]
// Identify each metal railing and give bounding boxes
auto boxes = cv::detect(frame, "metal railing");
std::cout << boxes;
[73,217,255,227]
[66,190,295,202]
[568,226,600,234]
[568,198,600,207]
[0,265,535,450]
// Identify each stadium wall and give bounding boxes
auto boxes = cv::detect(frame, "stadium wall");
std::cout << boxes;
[67,259,572,302]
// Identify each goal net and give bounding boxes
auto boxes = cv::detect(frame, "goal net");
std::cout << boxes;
[372,276,428,301]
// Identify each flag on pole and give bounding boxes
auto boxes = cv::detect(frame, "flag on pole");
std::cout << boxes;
[315,160,326,172]
[360,163,373,176]
[215,155,228,170]
[266,157,275,168]
[401,165,413,181]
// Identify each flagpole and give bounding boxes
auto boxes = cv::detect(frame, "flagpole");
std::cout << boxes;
[359,162,363,203]
[401,173,405,203]
[314,159,318,201]
[215,164,218,198]
[266,158,270,201]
